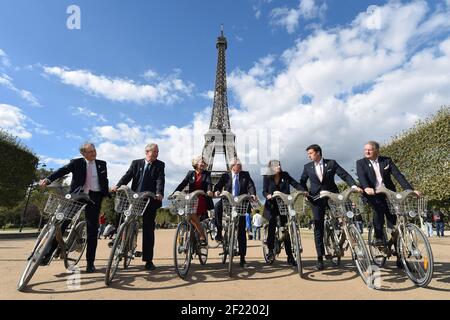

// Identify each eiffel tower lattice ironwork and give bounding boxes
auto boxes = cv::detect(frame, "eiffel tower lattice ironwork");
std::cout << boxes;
[202,26,237,185]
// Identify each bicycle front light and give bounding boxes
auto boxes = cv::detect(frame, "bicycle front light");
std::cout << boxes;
[287,195,293,201]
[178,208,185,216]
[234,197,239,202]
[55,212,65,221]
[232,210,238,218]
[408,210,417,218]
[185,195,190,200]
[124,210,131,217]
[65,194,72,200]
[338,195,344,200]
[396,193,402,199]
[346,211,354,219]
[289,209,296,217]
[133,193,139,199]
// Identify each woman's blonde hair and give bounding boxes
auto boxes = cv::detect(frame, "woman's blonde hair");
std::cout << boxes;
[192,156,206,169]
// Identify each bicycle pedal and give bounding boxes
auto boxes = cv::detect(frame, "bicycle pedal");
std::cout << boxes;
[134,251,142,257]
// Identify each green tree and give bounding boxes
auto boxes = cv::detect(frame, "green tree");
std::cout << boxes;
[380,106,450,211]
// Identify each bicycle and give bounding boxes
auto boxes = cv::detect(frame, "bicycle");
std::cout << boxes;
[261,191,305,277]
[203,210,220,249]
[17,192,90,291]
[105,186,155,285]
[168,190,210,279]
[367,186,434,287]
[318,189,374,286]
[219,191,260,277]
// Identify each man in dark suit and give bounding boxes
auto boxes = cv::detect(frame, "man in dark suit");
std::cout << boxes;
[39,142,109,273]
[356,141,420,267]
[214,158,257,268]
[111,143,164,271]
[299,144,361,270]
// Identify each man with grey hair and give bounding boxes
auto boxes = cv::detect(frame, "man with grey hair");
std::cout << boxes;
[39,142,109,273]
[214,158,257,268]
[356,140,420,269]
[112,143,165,271]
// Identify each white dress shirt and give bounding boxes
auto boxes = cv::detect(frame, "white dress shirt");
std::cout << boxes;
[314,159,324,182]
[370,158,384,189]
[85,159,100,192]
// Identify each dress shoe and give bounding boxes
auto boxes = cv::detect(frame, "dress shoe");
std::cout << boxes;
[372,238,385,247]
[287,256,297,266]
[316,260,325,271]
[265,251,275,263]
[86,263,96,273]
[240,259,248,268]
[214,233,223,242]
[145,262,156,271]
[396,259,404,270]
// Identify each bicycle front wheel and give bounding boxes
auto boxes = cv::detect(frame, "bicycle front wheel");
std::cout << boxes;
[324,220,340,266]
[348,224,374,286]
[398,223,434,287]
[173,221,192,279]
[123,221,138,269]
[290,221,303,277]
[198,222,209,265]
[105,222,127,285]
[64,220,87,270]
[261,224,274,264]
[227,220,236,277]
[17,224,56,291]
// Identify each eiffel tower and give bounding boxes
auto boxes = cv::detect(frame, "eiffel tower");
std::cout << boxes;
[202,26,237,185]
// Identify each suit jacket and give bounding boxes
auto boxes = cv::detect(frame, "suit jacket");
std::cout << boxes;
[356,156,412,192]
[299,159,356,196]
[213,171,256,196]
[116,159,165,201]
[263,171,302,219]
[46,158,109,196]
[174,170,214,210]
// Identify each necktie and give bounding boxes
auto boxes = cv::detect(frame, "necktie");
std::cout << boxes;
[316,163,323,182]
[139,163,151,192]
[84,161,93,194]
[233,174,240,197]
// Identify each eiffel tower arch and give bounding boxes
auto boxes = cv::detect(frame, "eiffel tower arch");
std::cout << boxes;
[202,26,237,185]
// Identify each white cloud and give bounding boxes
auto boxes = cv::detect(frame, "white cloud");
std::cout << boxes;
[0,103,32,139]
[43,66,194,105]
[0,73,41,106]
[199,90,215,100]
[0,49,11,68]
[270,0,326,34]
[72,106,108,122]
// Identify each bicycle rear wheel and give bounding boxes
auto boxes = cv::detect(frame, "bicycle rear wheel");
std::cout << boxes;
[207,220,220,249]
[228,220,236,277]
[290,221,303,277]
[324,220,340,266]
[398,223,434,287]
[64,220,87,270]
[368,225,387,268]
[105,223,127,285]
[262,224,274,264]
[174,221,192,279]
[17,224,56,291]
[124,221,138,269]
[348,224,374,286]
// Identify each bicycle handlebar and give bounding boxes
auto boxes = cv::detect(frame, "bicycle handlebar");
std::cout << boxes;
[375,186,419,203]
[117,185,156,201]
[272,191,305,205]
[319,188,359,203]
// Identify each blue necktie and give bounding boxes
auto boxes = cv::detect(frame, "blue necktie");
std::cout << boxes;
[139,163,151,192]
[233,174,240,197]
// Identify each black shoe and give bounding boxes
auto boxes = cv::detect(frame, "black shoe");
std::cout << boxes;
[372,238,385,247]
[145,262,156,271]
[265,251,275,263]
[287,256,297,266]
[199,238,208,247]
[86,263,96,273]
[316,260,325,271]
[240,259,248,268]
[214,234,223,242]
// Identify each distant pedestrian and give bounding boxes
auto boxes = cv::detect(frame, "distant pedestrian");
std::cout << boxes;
[433,208,445,237]
[252,210,263,240]
[98,212,106,239]
[423,209,434,237]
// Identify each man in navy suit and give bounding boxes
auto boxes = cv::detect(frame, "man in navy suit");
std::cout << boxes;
[299,144,362,270]
[356,141,420,268]
[40,142,109,273]
[112,143,165,271]
[214,158,257,268]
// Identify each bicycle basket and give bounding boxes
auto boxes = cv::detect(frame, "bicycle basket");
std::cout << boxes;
[327,193,363,219]
[385,193,423,218]
[114,190,130,213]
[169,194,199,217]
[43,193,87,220]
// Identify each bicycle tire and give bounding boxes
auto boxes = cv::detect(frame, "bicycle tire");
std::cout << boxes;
[348,224,373,286]
[367,225,387,268]
[105,222,127,285]
[398,223,434,287]
[123,221,138,269]
[198,221,209,265]
[228,220,236,277]
[64,220,87,270]
[17,225,56,291]
[290,221,303,277]
[173,221,192,279]
[221,224,229,264]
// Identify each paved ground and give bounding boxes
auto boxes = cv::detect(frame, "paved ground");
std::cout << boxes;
[1,229,449,300]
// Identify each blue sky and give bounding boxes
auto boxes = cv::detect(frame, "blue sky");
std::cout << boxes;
[1,0,450,195]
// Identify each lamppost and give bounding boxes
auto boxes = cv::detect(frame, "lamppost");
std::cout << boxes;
[19,162,46,232]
